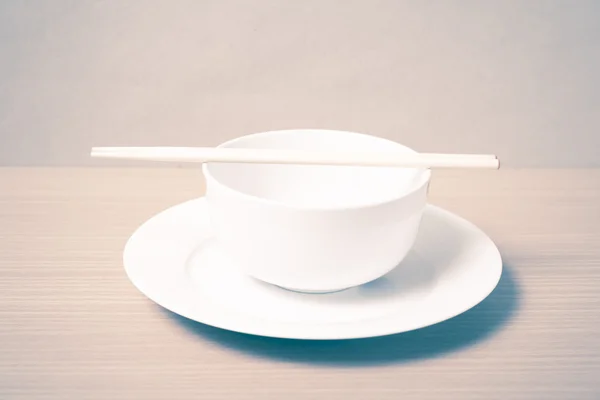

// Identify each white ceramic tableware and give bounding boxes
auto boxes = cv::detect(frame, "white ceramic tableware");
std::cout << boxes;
[202,129,431,293]
[123,198,503,340]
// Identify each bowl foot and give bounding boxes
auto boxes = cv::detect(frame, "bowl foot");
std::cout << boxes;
[274,285,353,294]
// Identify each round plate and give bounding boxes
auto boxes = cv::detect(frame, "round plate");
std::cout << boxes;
[124,198,502,340]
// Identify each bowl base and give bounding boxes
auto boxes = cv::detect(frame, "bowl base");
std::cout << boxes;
[274,284,353,295]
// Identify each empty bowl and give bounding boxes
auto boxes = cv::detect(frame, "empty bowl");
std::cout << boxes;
[203,129,431,293]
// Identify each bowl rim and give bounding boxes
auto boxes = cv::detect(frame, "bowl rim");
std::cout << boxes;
[202,129,432,212]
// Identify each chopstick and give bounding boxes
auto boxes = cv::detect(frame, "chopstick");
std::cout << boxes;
[90,147,500,169]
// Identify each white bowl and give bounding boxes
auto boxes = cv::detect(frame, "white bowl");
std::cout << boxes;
[202,129,431,293]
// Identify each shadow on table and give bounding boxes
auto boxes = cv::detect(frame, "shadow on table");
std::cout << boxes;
[161,264,520,367]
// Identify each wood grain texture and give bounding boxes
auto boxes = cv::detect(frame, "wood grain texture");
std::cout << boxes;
[1,167,599,400]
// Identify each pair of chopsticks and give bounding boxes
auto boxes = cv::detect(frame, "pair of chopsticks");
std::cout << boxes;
[90,147,500,169]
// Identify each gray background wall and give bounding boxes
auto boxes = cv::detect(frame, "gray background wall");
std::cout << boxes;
[0,0,598,167]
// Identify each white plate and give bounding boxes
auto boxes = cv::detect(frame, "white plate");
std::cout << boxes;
[124,198,502,340]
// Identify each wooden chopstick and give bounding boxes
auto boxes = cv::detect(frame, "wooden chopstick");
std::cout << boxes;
[90,147,500,169]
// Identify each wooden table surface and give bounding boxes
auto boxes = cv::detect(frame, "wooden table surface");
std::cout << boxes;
[1,168,599,400]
